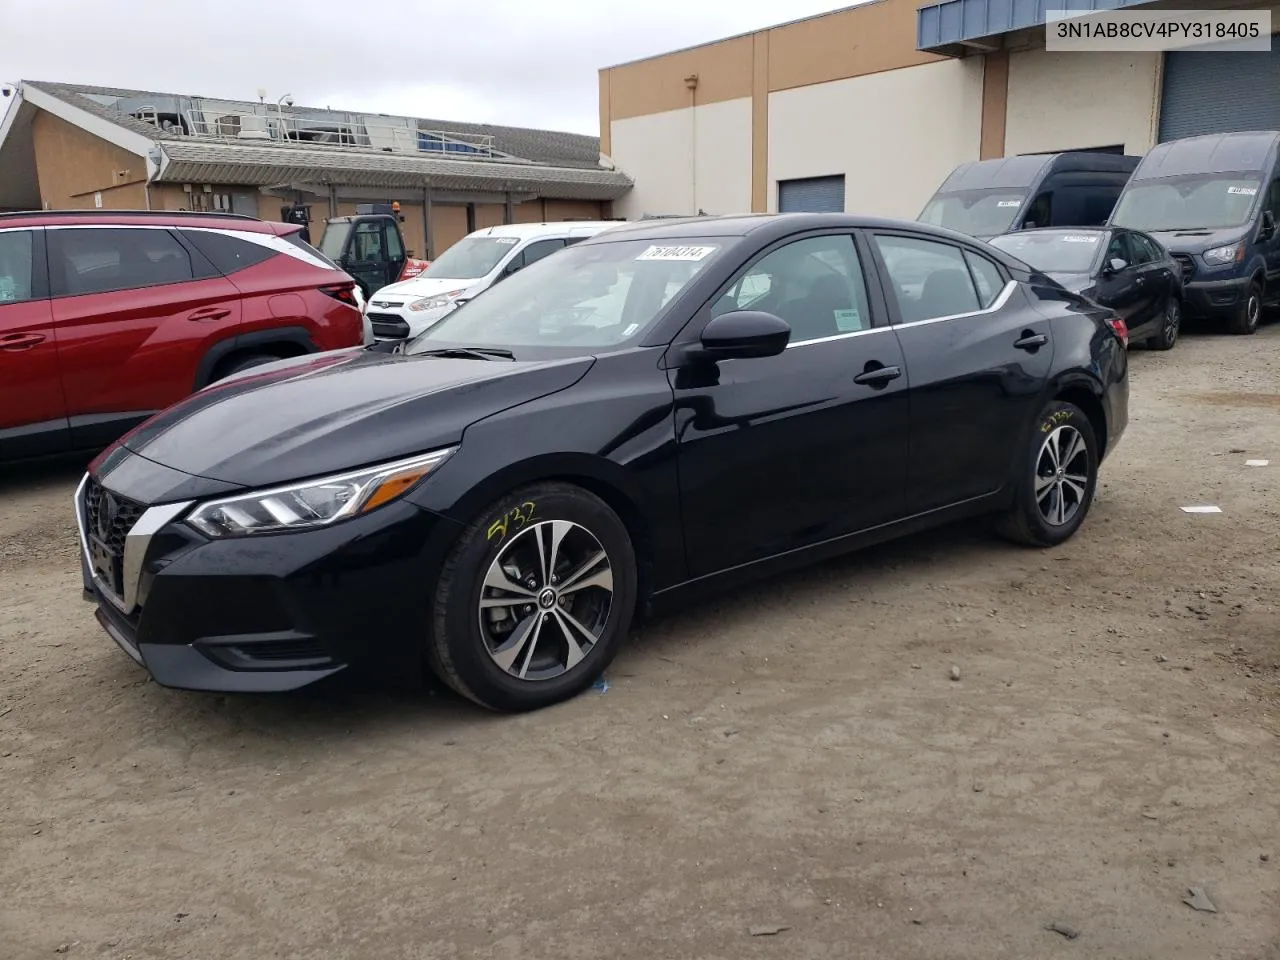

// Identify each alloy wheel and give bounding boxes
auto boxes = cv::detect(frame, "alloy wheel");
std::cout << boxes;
[1164,299,1180,343]
[1035,425,1090,527]
[477,520,614,681]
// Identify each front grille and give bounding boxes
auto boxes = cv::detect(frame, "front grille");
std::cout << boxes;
[83,479,144,560]
[367,312,410,338]
[1172,254,1194,282]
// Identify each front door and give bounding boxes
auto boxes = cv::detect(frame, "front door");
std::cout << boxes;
[1125,230,1174,337]
[0,228,68,459]
[1094,231,1148,327]
[670,231,911,577]
[867,229,1055,514]
[344,219,403,296]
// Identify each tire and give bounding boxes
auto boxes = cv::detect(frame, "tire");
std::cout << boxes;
[1227,279,1263,336]
[215,353,278,380]
[1146,296,1181,351]
[996,400,1099,548]
[429,482,638,712]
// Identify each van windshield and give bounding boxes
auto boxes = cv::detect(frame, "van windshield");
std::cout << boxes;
[919,190,1027,237]
[1110,174,1262,231]
[421,237,520,279]
[988,230,1104,274]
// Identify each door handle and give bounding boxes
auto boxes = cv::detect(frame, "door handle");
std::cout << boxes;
[853,363,902,388]
[1014,332,1049,351]
[0,332,46,351]
[187,307,231,322]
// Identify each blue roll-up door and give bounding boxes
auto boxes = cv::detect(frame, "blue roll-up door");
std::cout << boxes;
[1159,45,1280,142]
[778,175,846,213]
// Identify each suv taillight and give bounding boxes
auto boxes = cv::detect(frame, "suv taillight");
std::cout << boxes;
[1105,316,1129,348]
[319,282,358,308]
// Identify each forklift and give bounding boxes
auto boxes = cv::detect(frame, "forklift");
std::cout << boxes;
[300,203,430,298]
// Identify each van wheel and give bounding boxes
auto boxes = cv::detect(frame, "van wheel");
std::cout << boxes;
[1228,280,1263,335]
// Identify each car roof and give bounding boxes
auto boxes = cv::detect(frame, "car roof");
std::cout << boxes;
[464,220,624,241]
[992,226,1111,237]
[578,212,992,248]
[0,209,295,235]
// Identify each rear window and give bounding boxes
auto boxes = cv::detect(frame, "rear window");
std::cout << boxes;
[181,229,276,274]
[283,231,342,270]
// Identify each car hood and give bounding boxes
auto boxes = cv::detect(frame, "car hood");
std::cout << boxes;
[368,276,484,303]
[1142,227,1248,256]
[1043,271,1095,294]
[110,347,594,490]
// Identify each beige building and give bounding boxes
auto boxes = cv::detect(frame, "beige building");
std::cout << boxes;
[0,81,633,258]
[598,0,1280,220]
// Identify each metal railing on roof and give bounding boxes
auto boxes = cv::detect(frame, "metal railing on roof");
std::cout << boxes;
[123,103,497,159]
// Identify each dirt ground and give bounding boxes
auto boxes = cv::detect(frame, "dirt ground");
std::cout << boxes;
[2,323,1279,960]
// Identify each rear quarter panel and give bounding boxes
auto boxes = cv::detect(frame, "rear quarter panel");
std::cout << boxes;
[225,254,364,352]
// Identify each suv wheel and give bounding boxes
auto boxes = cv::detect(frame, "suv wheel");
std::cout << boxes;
[429,482,638,712]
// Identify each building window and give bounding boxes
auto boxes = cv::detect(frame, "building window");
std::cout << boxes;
[418,132,483,155]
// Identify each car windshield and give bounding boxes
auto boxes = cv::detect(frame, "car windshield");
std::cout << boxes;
[404,237,724,356]
[919,189,1027,236]
[988,230,1103,274]
[420,237,520,280]
[1110,174,1262,231]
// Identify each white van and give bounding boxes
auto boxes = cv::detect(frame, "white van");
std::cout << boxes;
[363,220,623,340]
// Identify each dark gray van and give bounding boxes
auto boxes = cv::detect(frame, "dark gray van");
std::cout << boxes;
[919,152,1142,240]
[1108,131,1280,335]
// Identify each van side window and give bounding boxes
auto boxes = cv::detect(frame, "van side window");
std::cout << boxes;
[1267,179,1280,226]
[519,239,566,269]
[1024,192,1052,228]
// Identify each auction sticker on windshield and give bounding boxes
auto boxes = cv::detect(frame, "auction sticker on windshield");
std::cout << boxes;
[1062,235,1099,242]
[636,245,717,261]
[997,200,1021,207]
[1227,186,1257,196]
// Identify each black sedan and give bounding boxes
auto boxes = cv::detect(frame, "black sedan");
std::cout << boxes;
[987,226,1184,351]
[76,214,1129,712]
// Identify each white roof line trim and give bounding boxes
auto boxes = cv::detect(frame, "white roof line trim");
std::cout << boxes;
[20,83,155,158]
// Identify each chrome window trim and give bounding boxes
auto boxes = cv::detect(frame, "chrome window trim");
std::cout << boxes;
[783,279,1018,349]
[74,473,192,615]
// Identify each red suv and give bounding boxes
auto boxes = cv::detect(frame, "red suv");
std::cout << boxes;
[0,209,365,462]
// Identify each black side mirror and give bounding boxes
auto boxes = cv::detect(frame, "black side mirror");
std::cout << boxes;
[691,310,790,361]
[1260,210,1276,241]
[1103,257,1128,276]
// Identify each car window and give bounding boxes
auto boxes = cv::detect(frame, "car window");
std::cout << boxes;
[874,235,981,323]
[712,234,871,342]
[181,229,276,275]
[1266,178,1280,226]
[964,250,1005,308]
[1130,233,1162,264]
[1105,232,1132,268]
[0,231,35,304]
[51,228,194,297]
[385,223,404,259]
[518,239,565,270]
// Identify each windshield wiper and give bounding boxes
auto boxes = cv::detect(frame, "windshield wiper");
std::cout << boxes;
[411,346,516,361]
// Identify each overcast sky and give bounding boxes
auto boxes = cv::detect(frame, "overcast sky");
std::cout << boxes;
[1,0,853,136]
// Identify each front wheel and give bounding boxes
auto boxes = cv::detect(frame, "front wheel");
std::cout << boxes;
[429,482,638,712]
[1146,296,1181,351]
[1227,280,1263,336]
[996,400,1099,547]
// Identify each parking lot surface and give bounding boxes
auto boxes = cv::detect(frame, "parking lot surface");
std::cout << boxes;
[2,327,1279,960]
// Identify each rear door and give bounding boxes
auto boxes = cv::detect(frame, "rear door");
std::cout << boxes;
[867,230,1054,513]
[0,227,68,459]
[47,225,242,450]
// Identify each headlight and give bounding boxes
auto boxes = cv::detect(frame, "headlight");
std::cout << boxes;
[408,289,466,312]
[186,448,456,538]
[1203,243,1243,265]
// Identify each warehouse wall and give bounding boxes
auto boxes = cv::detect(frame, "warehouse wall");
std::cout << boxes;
[610,97,753,218]
[31,111,146,209]
[1004,50,1161,156]
[768,57,984,218]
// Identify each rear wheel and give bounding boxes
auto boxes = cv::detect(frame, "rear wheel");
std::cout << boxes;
[1227,280,1263,336]
[1146,296,1181,351]
[429,482,637,712]
[997,400,1099,547]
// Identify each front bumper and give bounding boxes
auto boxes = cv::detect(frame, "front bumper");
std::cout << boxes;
[75,473,462,693]
[366,303,456,341]
[1182,275,1250,320]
